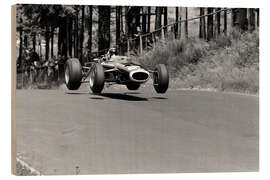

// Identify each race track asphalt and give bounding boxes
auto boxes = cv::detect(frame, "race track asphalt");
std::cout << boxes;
[15,85,259,175]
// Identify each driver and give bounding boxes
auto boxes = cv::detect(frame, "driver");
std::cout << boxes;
[106,47,117,60]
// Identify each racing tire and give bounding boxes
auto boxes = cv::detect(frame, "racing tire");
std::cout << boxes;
[89,63,105,94]
[126,83,140,90]
[153,64,169,94]
[65,58,82,90]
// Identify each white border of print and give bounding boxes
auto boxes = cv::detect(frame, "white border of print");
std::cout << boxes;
[1,0,269,180]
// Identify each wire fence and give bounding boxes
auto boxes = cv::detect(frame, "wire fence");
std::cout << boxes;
[90,8,231,58]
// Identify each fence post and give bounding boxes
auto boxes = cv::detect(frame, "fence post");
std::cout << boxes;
[152,33,156,48]
[139,35,143,54]
[178,16,181,39]
[127,39,130,56]
[161,27,165,41]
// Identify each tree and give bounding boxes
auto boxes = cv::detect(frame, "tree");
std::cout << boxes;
[98,6,111,55]
[256,9,259,27]
[147,7,151,33]
[232,8,248,31]
[80,6,85,62]
[45,25,50,60]
[184,7,188,38]
[116,6,121,50]
[66,15,73,58]
[155,7,162,37]
[216,8,221,35]
[142,7,147,34]
[32,32,36,52]
[51,27,54,58]
[175,7,179,39]
[163,7,168,34]
[74,8,79,57]
[231,8,237,29]
[224,8,227,35]
[207,8,214,40]
[238,8,248,31]
[87,6,93,57]
[248,8,256,31]
[125,7,141,38]
[199,8,206,39]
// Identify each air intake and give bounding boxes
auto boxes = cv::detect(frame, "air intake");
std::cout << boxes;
[129,70,150,83]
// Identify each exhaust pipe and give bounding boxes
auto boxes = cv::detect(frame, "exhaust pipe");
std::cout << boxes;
[129,70,150,83]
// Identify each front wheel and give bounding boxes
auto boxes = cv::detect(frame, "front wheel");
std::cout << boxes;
[89,64,105,94]
[153,64,169,93]
[65,58,82,90]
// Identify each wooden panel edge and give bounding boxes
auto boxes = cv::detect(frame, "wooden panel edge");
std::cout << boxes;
[11,4,17,175]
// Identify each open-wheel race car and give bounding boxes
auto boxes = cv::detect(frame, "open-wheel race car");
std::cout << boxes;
[64,49,169,94]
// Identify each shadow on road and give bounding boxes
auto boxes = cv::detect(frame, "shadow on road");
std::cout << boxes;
[66,92,90,95]
[89,97,105,100]
[97,93,148,101]
[123,92,141,95]
[151,97,168,100]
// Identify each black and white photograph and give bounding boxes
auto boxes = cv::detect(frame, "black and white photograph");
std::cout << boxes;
[11,3,259,175]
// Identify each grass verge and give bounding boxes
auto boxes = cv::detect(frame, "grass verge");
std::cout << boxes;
[139,29,259,94]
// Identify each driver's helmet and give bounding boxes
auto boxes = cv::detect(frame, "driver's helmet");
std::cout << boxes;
[108,48,116,57]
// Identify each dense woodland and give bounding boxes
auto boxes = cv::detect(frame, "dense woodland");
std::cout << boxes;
[16,5,259,68]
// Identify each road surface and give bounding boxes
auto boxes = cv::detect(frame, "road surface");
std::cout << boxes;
[15,85,259,175]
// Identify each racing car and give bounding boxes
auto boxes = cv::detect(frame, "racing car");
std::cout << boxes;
[64,48,169,94]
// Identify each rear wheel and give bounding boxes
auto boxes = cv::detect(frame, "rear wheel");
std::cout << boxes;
[126,83,140,90]
[153,64,169,93]
[65,58,82,90]
[89,64,105,94]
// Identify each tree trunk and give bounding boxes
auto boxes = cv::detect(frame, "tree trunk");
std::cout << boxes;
[232,8,248,31]
[38,34,41,58]
[184,7,188,38]
[155,7,162,37]
[24,35,28,49]
[68,17,73,57]
[216,8,221,35]
[18,18,23,68]
[178,8,181,39]
[135,7,141,33]
[147,7,151,32]
[74,11,79,58]
[116,6,121,50]
[256,9,259,27]
[58,21,63,56]
[238,8,248,31]
[120,7,123,34]
[45,25,50,60]
[142,7,147,34]
[183,7,188,38]
[51,27,54,58]
[66,17,70,57]
[61,17,68,58]
[87,6,93,57]
[248,8,256,31]
[80,6,85,62]
[199,8,206,39]
[224,9,227,35]
[98,6,111,56]
[125,7,141,38]
[207,8,214,41]
[124,7,129,36]
[175,7,179,39]
[32,33,36,52]
[231,8,238,27]
[163,7,168,34]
